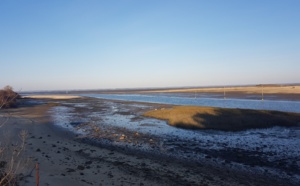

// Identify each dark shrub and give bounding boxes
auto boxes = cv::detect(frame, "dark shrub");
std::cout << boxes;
[0,86,20,109]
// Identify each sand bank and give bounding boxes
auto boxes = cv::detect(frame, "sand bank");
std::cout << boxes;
[144,106,300,130]
[142,85,300,94]
[22,95,82,99]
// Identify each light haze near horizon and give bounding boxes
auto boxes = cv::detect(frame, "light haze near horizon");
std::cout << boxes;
[0,0,299,91]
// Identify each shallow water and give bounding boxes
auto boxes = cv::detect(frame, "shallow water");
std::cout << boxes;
[80,93,300,113]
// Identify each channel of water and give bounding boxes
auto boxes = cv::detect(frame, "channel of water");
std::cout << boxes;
[80,94,300,113]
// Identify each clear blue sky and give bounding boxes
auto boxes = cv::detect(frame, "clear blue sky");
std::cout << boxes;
[1,0,299,91]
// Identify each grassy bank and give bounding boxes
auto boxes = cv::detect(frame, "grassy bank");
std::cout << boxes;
[143,106,300,131]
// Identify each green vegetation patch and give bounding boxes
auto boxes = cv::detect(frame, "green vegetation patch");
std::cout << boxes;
[143,106,300,131]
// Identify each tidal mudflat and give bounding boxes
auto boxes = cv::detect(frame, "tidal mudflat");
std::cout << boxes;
[49,96,299,185]
[2,96,299,185]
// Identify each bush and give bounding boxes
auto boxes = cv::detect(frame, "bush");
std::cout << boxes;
[0,130,30,185]
[0,86,20,109]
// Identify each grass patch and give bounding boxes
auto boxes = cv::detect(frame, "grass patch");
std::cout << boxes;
[143,106,300,131]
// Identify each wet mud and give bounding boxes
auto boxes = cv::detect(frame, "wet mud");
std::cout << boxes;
[46,97,300,185]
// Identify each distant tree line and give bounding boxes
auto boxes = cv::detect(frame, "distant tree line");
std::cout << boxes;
[0,86,20,109]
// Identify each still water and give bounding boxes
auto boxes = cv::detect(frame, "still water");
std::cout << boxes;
[80,94,300,113]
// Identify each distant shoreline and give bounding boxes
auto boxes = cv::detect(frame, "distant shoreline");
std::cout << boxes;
[141,85,300,94]
[20,84,300,94]
[22,85,300,101]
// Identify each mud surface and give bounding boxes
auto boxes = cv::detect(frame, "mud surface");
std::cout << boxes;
[46,97,300,185]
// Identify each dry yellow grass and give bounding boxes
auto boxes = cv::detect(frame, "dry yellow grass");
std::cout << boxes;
[144,106,300,131]
[142,85,300,94]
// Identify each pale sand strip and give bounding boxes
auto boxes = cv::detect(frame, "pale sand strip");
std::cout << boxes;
[23,95,81,99]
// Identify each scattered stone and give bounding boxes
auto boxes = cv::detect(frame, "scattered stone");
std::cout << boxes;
[119,134,126,140]
[66,168,76,173]
[205,155,211,159]
[0,161,6,168]
[77,165,85,170]
[107,172,113,178]
[85,161,92,165]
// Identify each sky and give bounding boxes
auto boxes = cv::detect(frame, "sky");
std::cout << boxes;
[0,0,299,91]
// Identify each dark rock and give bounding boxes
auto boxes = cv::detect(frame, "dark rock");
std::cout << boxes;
[66,168,76,173]
[85,161,92,165]
[0,161,7,168]
[77,165,85,170]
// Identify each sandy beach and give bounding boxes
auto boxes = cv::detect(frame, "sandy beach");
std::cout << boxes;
[0,96,299,186]
[22,95,82,100]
